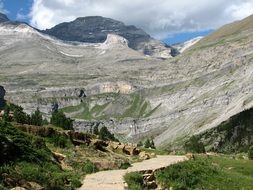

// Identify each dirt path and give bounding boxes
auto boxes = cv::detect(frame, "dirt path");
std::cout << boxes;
[78,155,187,190]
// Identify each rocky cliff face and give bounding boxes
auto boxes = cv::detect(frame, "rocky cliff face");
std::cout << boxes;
[0,86,6,109]
[42,16,172,58]
[0,13,9,23]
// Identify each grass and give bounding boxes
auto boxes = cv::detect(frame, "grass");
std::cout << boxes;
[61,103,85,113]
[61,93,158,121]
[156,155,253,190]
[0,122,82,190]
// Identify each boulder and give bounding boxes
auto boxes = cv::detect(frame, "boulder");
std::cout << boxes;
[94,160,118,170]
[145,181,157,189]
[90,139,108,151]
[108,141,120,150]
[11,187,27,190]
[139,151,151,160]
[123,145,140,156]
[143,173,155,182]
[185,153,194,160]
[21,182,44,190]
[52,152,66,162]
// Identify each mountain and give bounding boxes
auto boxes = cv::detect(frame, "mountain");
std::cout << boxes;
[1,13,253,149]
[195,14,253,48]
[42,16,172,58]
[0,13,9,23]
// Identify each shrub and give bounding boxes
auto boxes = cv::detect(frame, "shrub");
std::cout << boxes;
[52,135,68,148]
[124,172,143,190]
[82,160,98,174]
[144,138,156,149]
[248,146,253,160]
[0,121,52,163]
[184,136,205,153]
[156,157,218,190]
[120,162,131,169]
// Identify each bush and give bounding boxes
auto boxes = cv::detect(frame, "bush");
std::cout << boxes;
[51,135,69,148]
[120,162,131,169]
[82,160,98,174]
[0,121,52,163]
[124,172,143,190]
[248,146,253,160]
[184,136,205,153]
[156,157,218,190]
[144,138,156,149]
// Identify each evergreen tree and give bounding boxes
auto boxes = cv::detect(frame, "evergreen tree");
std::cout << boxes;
[99,126,118,141]
[144,139,151,148]
[13,107,28,124]
[150,139,156,149]
[3,105,11,122]
[93,125,99,135]
[51,110,73,130]
[30,108,43,126]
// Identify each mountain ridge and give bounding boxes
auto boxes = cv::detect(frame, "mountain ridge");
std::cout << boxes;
[42,16,173,58]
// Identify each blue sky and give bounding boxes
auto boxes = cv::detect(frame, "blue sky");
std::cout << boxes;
[2,0,32,23]
[1,0,253,45]
[164,30,214,44]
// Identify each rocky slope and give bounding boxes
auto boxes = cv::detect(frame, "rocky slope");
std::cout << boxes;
[1,14,253,148]
[42,16,172,58]
[0,86,5,109]
[173,36,203,53]
[191,107,253,153]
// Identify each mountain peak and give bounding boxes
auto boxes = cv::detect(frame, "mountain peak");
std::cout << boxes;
[0,13,9,23]
[42,16,172,57]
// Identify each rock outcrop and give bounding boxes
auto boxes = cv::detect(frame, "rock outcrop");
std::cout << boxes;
[0,86,6,109]
[0,13,9,23]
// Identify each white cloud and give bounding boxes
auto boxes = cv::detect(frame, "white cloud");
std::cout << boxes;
[30,0,253,39]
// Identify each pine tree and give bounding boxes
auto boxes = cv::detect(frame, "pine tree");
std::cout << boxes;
[144,139,151,148]
[93,125,99,135]
[51,110,73,130]
[3,105,11,122]
[30,108,43,126]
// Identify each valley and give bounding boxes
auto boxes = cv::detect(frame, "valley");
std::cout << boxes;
[0,9,253,190]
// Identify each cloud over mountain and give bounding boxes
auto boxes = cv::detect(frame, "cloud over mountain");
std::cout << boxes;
[30,0,253,39]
